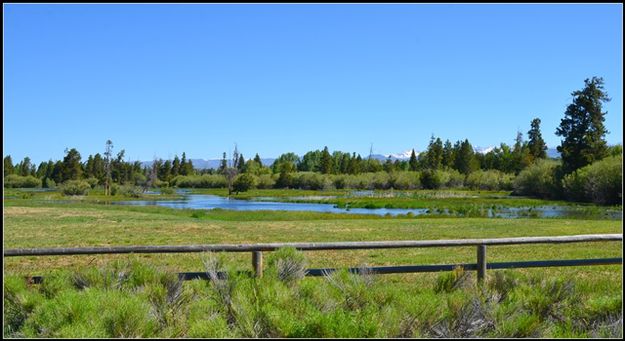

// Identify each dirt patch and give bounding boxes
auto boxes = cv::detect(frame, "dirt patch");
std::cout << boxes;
[4,206,105,218]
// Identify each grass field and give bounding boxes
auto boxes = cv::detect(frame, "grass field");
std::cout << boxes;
[3,188,623,337]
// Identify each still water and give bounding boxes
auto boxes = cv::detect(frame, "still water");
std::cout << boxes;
[113,194,622,219]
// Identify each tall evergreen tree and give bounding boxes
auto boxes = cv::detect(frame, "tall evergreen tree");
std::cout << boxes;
[237,154,245,172]
[172,155,181,177]
[527,118,547,160]
[320,146,333,174]
[4,155,14,177]
[253,153,262,167]
[442,140,455,169]
[61,149,82,182]
[409,149,418,171]
[454,139,477,175]
[219,152,228,174]
[556,77,610,175]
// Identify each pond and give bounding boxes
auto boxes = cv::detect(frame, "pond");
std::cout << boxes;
[113,194,622,219]
[114,194,428,216]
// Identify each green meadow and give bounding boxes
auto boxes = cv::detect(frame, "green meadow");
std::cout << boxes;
[3,188,623,337]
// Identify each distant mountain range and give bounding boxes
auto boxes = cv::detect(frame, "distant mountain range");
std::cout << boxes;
[141,147,560,170]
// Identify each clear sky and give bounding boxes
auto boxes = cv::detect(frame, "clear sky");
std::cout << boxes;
[4,4,623,164]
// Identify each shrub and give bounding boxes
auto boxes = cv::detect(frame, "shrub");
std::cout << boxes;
[389,172,421,190]
[170,175,227,188]
[421,170,461,190]
[160,187,175,195]
[42,177,56,189]
[465,170,514,191]
[3,175,42,188]
[257,174,276,189]
[110,183,120,196]
[562,155,622,205]
[85,177,99,189]
[121,186,143,198]
[266,247,308,285]
[512,159,559,199]
[60,180,91,196]
[233,174,257,193]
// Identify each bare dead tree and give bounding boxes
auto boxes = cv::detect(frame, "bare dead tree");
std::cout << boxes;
[104,140,113,196]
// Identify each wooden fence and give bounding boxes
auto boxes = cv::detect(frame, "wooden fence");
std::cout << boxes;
[4,234,622,283]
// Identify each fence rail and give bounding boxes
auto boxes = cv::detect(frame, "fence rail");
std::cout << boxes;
[5,234,622,283]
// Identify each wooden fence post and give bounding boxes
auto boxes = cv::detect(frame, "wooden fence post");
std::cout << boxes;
[252,251,263,278]
[477,245,487,283]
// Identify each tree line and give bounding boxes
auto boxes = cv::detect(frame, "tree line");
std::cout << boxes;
[3,77,621,204]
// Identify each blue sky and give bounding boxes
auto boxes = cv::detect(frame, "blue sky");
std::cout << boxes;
[4,4,623,164]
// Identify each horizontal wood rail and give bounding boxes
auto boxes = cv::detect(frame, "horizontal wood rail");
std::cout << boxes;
[4,234,622,257]
[5,234,622,283]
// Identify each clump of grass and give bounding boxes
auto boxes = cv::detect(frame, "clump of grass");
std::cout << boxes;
[434,266,472,293]
[266,247,308,285]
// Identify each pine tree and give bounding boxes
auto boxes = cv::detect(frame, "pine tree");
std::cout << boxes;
[442,140,455,169]
[409,149,418,171]
[172,155,181,176]
[556,77,610,175]
[61,149,82,182]
[237,154,245,172]
[320,146,333,174]
[254,153,262,167]
[4,155,14,177]
[527,118,547,160]
[454,139,477,175]
[219,152,228,174]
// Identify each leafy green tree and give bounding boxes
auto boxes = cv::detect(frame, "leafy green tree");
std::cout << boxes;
[556,77,610,175]
[272,153,300,173]
[298,150,321,172]
[320,147,333,174]
[61,149,82,182]
[275,161,295,188]
[233,173,256,193]
[527,118,547,160]
[347,153,361,174]
[3,155,14,177]
[383,156,394,172]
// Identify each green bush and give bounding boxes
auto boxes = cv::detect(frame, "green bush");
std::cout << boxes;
[389,171,421,190]
[233,173,257,193]
[465,170,514,191]
[562,155,622,205]
[60,180,91,196]
[256,174,276,189]
[110,183,120,196]
[512,159,559,199]
[121,186,143,198]
[3,175,42,188]
[85,177,99,189]
[160,187,175,195]
[421,170,464,189]
[170,175,227,188]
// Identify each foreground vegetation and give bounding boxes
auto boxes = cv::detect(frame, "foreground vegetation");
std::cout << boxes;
[3,185,622,338]
[4,251,622,338]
